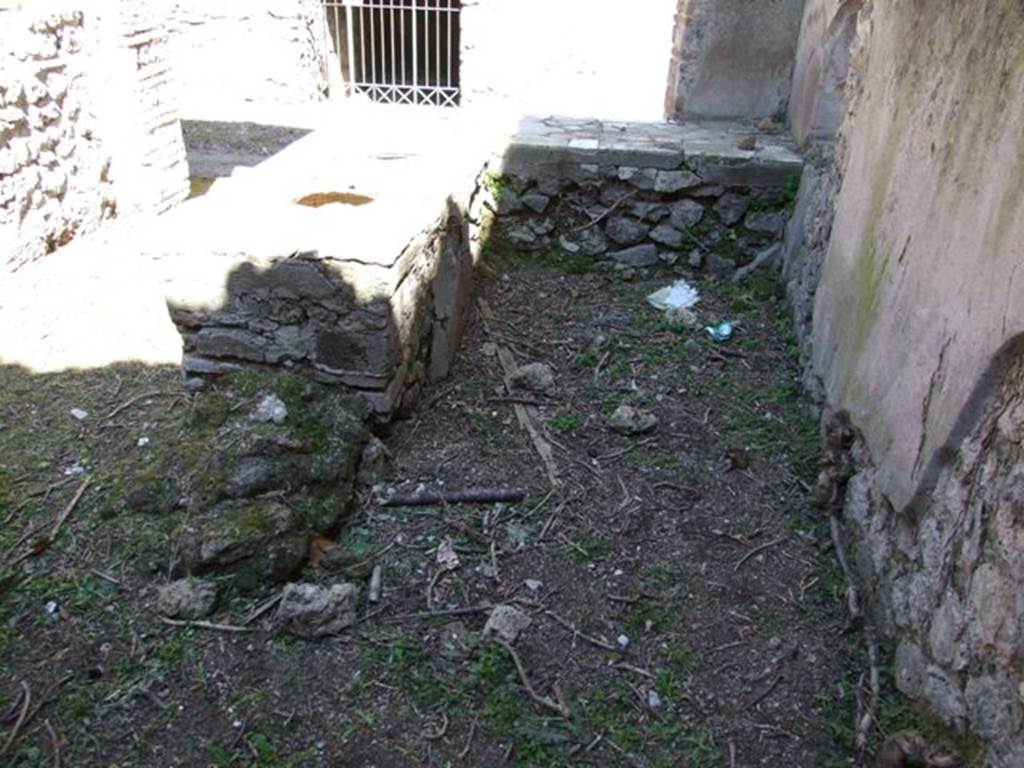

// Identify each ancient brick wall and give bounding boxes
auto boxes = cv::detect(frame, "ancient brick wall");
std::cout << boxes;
[0,2,188,272]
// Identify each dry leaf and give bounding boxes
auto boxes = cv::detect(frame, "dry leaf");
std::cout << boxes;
[436,537,460,571]
[309,535,337,567]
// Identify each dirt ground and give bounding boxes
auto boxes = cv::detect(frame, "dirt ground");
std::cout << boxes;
[0,252,960,767]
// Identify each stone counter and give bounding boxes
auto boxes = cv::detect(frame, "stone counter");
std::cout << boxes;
[151,112,493,416]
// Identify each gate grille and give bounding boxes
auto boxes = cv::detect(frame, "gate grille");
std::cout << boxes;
[322,0,461,107]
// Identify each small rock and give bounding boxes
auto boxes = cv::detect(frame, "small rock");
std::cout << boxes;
[482,341,498,357]
[506,224,537,245]
[253,394,288,425]
[737,134,758,151]
[744,211,787,235]
[496,191,523,215]
[630,202,669,222]
[715,193,750,226]
[357,436,392,485]
[70,408,88,421]
[508,362,555,395]
[558,236,581,253]
[687,249,704,268]
[223,456,279,498]
[618,166,657,191]
[436,537,460,571]
[521,193,550,214]
[647,689,663,709]
[648,223,684,249]
[660,251,680,266]
[605,216,649,246]
[617,634,630,649]
[320,547,374,580]
[620,267,637,281]
[654,169,701,193]
[705,253,737,278]
[275,582,359,638]
[524,579,543,592]
[608,405,659,435]
[483,604,532,643]
[125,478,178,515]
[691,184,725,198]
[530,218,555,235]
[439,621,475,660]
[44,600,60,621]
[576,227,608,256]
[666,307,699,328]
[157,578,218,620]
[608,244,659,268]
[668,200,705,231]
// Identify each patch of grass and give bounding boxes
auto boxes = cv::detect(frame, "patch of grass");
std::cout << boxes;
[817,652,985,768]
[338,525,375,557]
[483,171,508,201]
[548,411,581,433]
[566,531,613,563]
[205,732,315,768]
[623,597,676,634]
[680,727,722,768]
[667,644,699,675]
[573,348,599,369]
[628,451,680,471]
[485,232,594,275]
[15,571,118,619]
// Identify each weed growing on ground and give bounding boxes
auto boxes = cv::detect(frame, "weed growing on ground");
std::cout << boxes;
[548,411,581,433]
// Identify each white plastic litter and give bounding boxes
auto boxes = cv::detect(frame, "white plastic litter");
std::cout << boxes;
[70,408,88,421]
[646,280,700,312]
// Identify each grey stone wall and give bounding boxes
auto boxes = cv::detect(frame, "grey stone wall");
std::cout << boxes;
[787,0,862,146]
[0,3,188,272]
[491,120,799,282]
[841,349,1024,765]
[788,1,1024,761]
[167,0,328,117]
[665,0,805,121]
[168,196,476,418]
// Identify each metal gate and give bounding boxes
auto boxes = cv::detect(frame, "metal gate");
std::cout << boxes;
[322,0,461,107]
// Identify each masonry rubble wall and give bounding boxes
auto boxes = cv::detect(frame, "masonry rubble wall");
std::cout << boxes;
[167,0,328,118]
[664,0,804,121]
[0,1,188,272]
[488,118,801,282]
[786,1,1024,762]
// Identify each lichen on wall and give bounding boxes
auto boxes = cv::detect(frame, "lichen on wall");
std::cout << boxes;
[812,0,1024,514]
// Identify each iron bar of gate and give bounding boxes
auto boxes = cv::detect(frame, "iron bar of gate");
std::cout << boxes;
[321,0,459,106]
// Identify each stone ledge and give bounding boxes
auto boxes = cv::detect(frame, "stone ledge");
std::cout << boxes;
[498,116,803,190]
